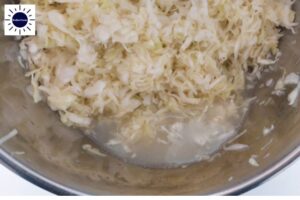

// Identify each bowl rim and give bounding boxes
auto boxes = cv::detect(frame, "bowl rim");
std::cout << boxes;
[0,145,299,195]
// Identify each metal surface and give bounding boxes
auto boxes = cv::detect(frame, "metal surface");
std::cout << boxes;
[0,1,300,195]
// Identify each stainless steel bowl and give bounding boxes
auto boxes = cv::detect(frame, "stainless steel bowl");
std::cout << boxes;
[0,1,299,195]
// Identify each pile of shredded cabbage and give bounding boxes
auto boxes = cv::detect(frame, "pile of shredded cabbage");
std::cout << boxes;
[20,0,296,142]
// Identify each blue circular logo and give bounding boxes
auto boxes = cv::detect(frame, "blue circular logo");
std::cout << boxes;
[12,12,28,28]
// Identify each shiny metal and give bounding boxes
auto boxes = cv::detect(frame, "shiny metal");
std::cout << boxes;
[0,1,300,195]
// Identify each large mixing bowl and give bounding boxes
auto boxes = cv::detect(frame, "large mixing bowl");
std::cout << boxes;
[0,1,300,195]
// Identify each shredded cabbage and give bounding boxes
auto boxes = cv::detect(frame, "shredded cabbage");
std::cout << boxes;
[20,0,296,142]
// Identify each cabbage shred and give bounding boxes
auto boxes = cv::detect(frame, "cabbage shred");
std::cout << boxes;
[20,0,296,142]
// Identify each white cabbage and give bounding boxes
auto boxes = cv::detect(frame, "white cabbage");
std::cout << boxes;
[20,0,295,141]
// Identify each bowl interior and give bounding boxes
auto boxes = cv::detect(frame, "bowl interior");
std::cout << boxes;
[0,1,300,195]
